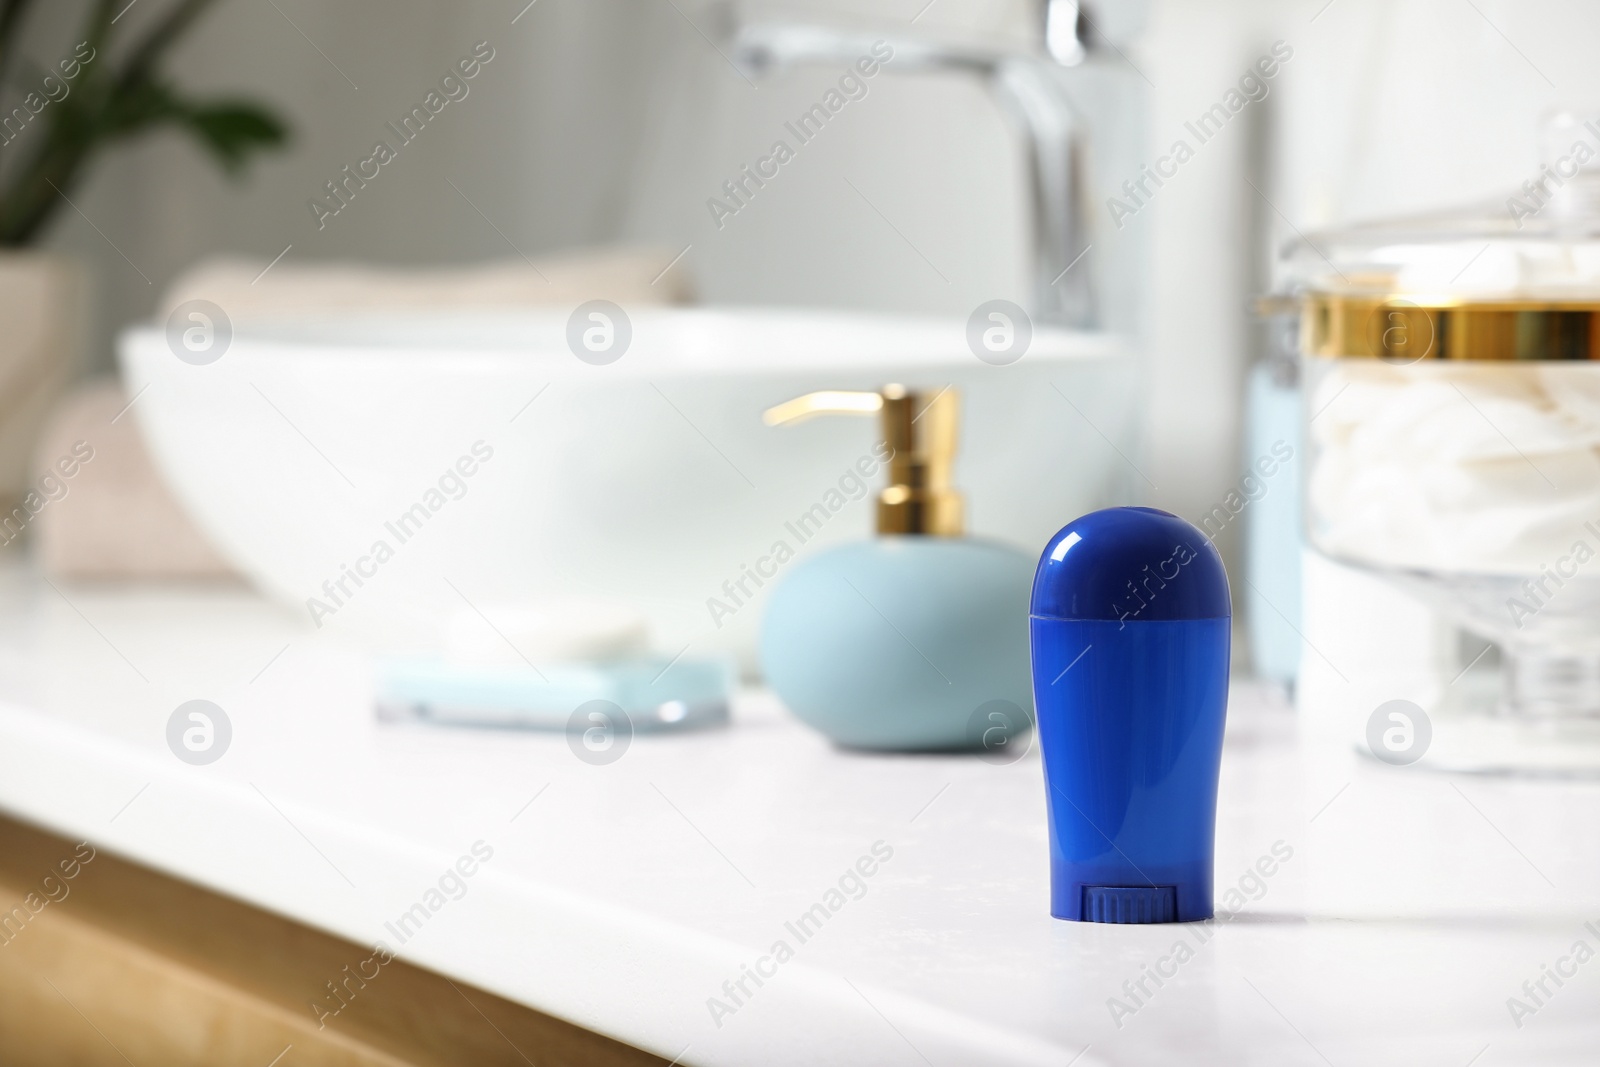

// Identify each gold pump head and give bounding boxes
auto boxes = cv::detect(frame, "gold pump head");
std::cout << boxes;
[762,385,964,537]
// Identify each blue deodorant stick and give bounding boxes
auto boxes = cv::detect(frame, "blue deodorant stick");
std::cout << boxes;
[1029,507,1231,923]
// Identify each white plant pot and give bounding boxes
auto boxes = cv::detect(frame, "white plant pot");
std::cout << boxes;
[0,252,83,498]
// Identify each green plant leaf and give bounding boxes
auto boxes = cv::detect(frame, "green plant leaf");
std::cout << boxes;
[0,0,288,245]
[99,79,187,133]
[93,80,287,171]
[177,101,287,171]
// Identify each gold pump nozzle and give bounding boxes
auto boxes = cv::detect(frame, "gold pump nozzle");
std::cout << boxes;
[763,385,964,537]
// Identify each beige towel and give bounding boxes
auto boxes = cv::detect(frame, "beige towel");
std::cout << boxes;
[158,245,694,319]
[35,245,695,578]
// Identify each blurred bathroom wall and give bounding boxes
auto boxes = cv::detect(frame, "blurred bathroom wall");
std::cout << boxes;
[28,0,1597,592]
[31,0,1094,364]
[22,0,678,362]
[1135,0,1273,534]
[1274,0,1600,229]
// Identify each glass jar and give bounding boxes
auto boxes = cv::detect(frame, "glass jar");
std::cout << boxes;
[1288,113,1600,729]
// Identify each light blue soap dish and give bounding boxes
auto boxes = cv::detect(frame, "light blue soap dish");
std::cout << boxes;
[374,657,732,732]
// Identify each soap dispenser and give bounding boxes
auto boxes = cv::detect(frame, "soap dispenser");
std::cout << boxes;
[758,385,1035,751]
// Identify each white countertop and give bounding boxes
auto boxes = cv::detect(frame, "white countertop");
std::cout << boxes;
[1,567,1598,1066]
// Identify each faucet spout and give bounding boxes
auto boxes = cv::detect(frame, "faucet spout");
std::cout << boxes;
[995,58,1096,329]
[726,2,1101,330]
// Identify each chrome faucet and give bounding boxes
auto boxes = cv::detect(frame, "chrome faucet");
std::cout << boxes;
[728,0,1101,329]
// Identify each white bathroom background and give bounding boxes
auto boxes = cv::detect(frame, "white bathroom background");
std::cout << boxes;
[21,0,1597,571]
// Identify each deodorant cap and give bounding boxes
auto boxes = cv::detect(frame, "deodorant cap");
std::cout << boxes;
[1031,506,1230,622]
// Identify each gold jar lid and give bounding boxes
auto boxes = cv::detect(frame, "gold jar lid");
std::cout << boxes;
[1301,291,1600,361]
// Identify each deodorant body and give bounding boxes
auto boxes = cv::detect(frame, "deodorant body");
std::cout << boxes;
[1029,507,1231,923]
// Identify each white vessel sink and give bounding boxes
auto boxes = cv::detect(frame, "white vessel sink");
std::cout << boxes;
[119,308,1134,663]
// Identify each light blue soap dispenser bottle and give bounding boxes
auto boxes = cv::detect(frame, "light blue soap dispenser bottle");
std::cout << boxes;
[759,385,1035,752]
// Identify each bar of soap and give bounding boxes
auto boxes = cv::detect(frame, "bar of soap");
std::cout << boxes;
[443,602,648,665]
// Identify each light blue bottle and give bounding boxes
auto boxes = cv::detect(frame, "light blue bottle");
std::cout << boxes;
[759,386,1035,752]
[1244,354,1303,689]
